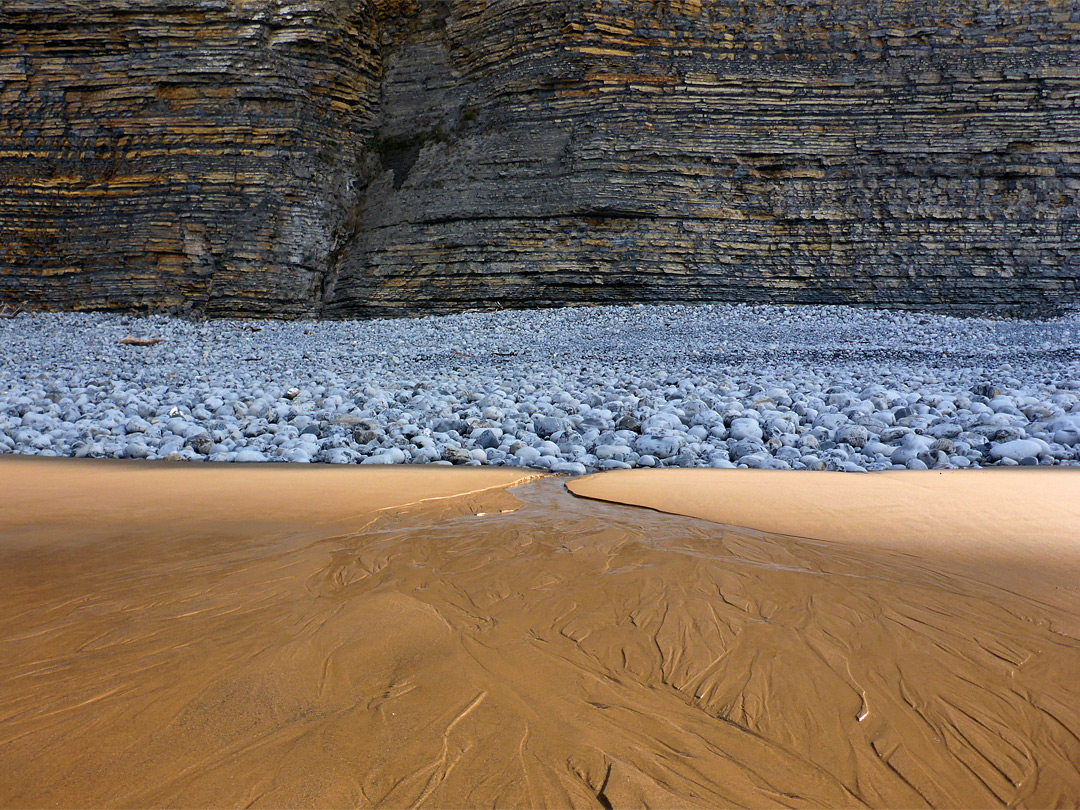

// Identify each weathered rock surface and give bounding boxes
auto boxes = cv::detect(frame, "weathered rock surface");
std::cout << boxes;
[0,0,378,316]
[2,0,1079,316]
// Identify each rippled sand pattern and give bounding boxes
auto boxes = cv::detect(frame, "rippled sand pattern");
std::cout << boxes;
[2,464,1079,808]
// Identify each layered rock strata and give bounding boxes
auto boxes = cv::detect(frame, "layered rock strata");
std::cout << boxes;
[0,0,377,315]
[2,0,1078,316]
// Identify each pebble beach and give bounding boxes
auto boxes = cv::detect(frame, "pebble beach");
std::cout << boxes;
[2,303,1079,473]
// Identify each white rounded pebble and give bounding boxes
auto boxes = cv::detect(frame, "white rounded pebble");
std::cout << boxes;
[515,446,542,464]
[728,417,763,441]
[990,439,1050,462]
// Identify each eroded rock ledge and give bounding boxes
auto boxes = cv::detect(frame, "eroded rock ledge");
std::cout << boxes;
[2,0,1078,317]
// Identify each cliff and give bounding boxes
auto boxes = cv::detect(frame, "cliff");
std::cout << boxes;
[2,0,1078,317]
[0,0,377,316]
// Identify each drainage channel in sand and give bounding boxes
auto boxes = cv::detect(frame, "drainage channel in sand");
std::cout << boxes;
[1,459,1079,808]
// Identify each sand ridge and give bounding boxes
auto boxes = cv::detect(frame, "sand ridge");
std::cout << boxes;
[0,456,538,543]
[2,460,1080,808]
[566,468,1080,554]
[568,468,1080,608]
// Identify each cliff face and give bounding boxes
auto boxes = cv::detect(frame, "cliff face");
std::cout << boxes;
[2,0,1079,317]
[0,0,377,316]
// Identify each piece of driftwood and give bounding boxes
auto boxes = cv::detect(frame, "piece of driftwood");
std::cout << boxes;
[117,336,164,347]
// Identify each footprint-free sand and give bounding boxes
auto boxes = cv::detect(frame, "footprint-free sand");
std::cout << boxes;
[2,458,1079,808]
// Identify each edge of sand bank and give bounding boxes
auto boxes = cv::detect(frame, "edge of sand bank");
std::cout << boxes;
[567,467,1080,604]
[0,456,542,547]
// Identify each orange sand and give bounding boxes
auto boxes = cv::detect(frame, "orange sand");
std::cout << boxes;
[2,459,1079,808]
[568,468,1080,606]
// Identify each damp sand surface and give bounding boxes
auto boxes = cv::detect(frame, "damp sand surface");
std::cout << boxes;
[2,460,1080,808]
[566,468,1080,610]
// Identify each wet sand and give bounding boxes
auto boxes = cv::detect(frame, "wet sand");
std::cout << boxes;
[2,459,1080,808]
[567,468,1080,612]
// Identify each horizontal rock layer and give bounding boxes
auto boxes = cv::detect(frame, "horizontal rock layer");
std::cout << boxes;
[2,0,1079,316]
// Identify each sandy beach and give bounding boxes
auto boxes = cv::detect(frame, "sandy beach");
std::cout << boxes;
[2,458,1080,808]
